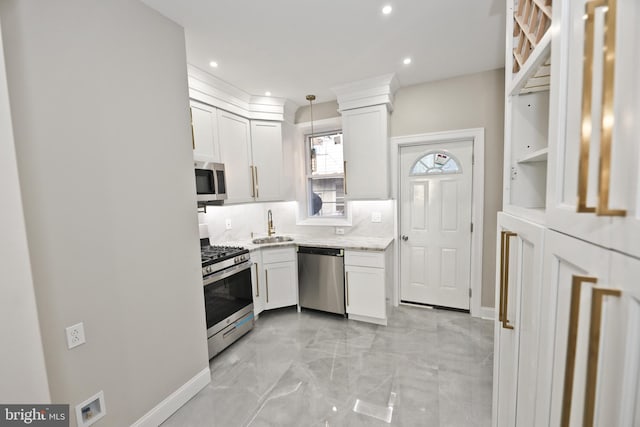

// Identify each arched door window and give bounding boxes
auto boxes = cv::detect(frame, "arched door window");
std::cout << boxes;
[410,151,462,175]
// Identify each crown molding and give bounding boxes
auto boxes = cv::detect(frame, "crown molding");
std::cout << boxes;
[187,65,288,121]
[332,73,400,112]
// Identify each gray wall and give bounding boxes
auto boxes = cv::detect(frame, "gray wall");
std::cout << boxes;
[391,69,505,308]
[295,100,340,123]
[0,21,50,404]
[0,0,209,424]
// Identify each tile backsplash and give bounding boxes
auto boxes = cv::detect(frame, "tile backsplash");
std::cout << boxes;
[198,200,395,243]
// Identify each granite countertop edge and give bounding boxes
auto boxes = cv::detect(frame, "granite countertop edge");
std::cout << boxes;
[214,235,395,252]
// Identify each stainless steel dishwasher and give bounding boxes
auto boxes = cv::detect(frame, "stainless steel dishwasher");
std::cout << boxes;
[297,246,345,315]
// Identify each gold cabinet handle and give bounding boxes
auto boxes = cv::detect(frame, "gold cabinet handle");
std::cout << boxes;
[345,271,350,307]
[343,161,348,195]
[250,166,256,198]
[576,0,626,216]
[254,166,259,199]
[584,287,621,427]
[189,107,195,149]
[561,275,598,427]
[254,263,259,297]
[265,269,269,303]
[499,231,506,323]
[501,231,517,329]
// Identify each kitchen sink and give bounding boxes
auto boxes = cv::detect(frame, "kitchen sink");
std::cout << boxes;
[252,236,294,244]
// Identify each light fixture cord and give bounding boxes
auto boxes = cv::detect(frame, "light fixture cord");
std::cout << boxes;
[309,98,314,139]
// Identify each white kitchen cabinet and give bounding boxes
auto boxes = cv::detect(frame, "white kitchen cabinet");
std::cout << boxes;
[250,250,265,316]
[544,230,640,427]
[250,120,283,202]
[546,0,640,252]
[344,249,388,325]
[261,247,297,310]
[492,213,545,427]
[341,105,389,200]
[190,100,220,163]
[217,109,253,203]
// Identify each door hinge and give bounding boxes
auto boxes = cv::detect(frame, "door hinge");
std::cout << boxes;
[472,154,475,165]
[469,288,472,298]
[470,222,474,233]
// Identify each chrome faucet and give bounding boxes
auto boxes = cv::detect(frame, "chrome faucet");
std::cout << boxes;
[267,209,276,236]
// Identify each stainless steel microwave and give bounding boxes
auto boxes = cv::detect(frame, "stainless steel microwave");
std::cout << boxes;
[194,161,227,202]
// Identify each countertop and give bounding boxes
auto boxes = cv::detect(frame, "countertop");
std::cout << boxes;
[215,234,394,252]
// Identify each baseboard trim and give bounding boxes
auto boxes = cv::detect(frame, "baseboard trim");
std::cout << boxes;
[131,366,211,427]
[478,306,495,320]
[348,313,387,326]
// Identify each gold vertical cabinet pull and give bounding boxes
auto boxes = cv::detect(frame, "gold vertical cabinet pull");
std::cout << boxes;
[499,231,507,323]
[584,287,621,427]
[345,271,350,307]
[250,166,256,198]
[254,166,259,199]
[560,275,598,427]
[343,161,348,195]
[254,263,259,297]
[576,0,626,217]
[500,231,517,330]
[265,269,269,303]
[189,107,195,149]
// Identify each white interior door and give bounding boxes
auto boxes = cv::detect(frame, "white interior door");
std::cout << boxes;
[400,140,473,310]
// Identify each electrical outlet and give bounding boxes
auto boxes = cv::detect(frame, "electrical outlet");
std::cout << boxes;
[66,322,86,349]
[335,227,345,235]
[371,212,382,223]
[225,219,232,230]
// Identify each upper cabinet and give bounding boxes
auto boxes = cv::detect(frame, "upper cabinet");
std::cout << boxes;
[502,0,553,224]
[250,121,283,202]
[217,109,254,204]
[546,0,640,254]
[333,74,399,201]
[341,105,390,200]
[190,100,220,163]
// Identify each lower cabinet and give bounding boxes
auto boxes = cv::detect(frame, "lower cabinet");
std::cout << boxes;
[545,231,640,427]
[259,247,297,311]
[492,213,545,427]
[344,249,389,325]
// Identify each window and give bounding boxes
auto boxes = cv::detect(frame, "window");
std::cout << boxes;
[410,151,462,175]
[306,131,345,217]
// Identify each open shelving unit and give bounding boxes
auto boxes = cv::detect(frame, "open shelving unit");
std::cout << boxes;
[503,0,553,223]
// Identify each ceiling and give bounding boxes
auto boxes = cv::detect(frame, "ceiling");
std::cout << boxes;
[142,0,506,106]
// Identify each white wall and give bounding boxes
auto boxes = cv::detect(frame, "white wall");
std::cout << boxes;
[391,69,505,308]
[199,200,395,242]
[0,1,208,425]
[0,21,50,404]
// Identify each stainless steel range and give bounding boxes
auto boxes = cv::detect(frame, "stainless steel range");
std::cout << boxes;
[200,238,254,358]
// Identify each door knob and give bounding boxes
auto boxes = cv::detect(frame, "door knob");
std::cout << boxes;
[401,235,409,241]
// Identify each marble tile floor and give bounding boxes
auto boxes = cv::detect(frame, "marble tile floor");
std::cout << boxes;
[162,305,494,427]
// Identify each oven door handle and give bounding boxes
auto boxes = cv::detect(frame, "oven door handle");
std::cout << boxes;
[203,261,252,286]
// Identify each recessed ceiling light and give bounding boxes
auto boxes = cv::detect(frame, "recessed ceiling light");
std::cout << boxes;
[382,5,392,14]
[403,57,412,65]
[209,61,218,68]
[265,91,272,96]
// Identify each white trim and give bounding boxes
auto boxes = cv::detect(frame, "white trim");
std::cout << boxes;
[348,313,387,326]
[187,64,291,121]
[478,306,496,320]
[390,128,486,318]
[332,73,400,112]
[131,367,210,427]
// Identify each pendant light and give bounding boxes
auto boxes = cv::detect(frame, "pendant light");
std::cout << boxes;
[306,94,317,173]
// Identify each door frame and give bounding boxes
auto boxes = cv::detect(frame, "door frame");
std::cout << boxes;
[390,128,485,318]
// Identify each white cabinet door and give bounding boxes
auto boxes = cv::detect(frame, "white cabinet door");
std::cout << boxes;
[190,101,219,163]
[544,231,611,427]
[250,121,283,202]
[493,213,545,427]
[606,252,640,427]
[345,265,385,320]
[217,109,253,204]
[546,0,639,249]
[251,251,265,316]
[342,105,389,200]
[263,260,297,310]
